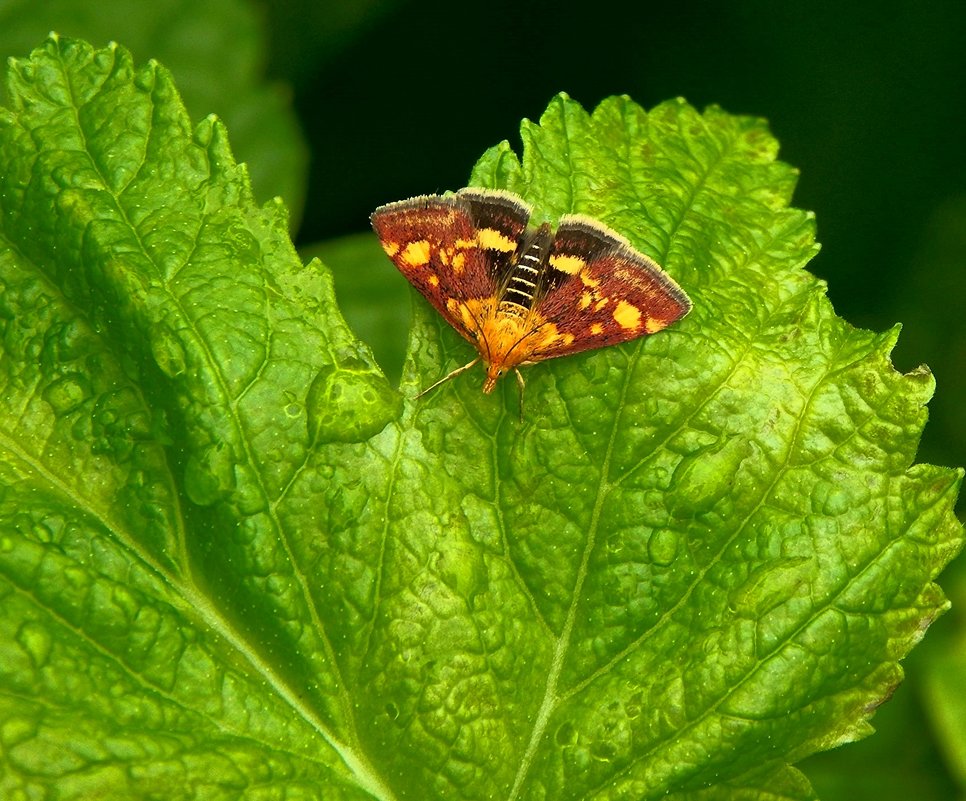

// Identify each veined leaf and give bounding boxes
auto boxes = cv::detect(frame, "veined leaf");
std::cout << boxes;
[0,36,961,801]
[0,0,308,225]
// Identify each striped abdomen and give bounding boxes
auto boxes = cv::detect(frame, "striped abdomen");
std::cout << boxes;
[499,222,553,316]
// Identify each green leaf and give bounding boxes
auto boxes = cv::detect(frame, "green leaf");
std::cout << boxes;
[0,37,961,801]
[0,0,308,225]
[0,36,397,799]
[306,232,411,386]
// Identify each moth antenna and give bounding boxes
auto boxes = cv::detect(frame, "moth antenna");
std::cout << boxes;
[476,319,493,364]
[504,320,551,362]
[473,308,494,364]
[416,358,480,398]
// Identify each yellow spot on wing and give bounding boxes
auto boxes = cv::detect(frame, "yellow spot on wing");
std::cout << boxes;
[455,237,477,249]
[452,252,466,272]
[613,300,642,330]
[645,317,668,333]
[478,227,516,252]
[590,323,604,335]
[549,254,585,275]
[428,275,439,287]
[401,240,431,267]
[382,241,400,257]
[579,271,600,288]
[580,292,593,309]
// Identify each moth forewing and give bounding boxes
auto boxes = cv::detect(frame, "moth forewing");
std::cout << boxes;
[371,188,691,401]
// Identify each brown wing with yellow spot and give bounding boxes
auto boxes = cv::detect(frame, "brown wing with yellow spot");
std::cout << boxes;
[527,214,691,360]
[457,188,532,288]
[370,190,531,342]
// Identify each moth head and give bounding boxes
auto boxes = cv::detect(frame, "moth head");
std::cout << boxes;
[482,362,505,394]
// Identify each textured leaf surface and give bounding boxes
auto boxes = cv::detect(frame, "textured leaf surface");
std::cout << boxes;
[309,232,411,385]
[0,0,308,224]
[0,37,962,801]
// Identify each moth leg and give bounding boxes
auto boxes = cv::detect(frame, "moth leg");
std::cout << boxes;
[514,367,526,421]
[416,358,480,398]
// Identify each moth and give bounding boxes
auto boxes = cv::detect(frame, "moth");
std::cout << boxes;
[370,188,691,398]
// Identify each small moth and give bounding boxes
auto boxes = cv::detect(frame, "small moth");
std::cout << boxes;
[371,188,691,397]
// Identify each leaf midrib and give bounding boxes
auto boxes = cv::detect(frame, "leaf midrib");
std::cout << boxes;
[504,108,748,800]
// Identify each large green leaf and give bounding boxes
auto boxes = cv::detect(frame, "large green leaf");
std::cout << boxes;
[0,36,961,801]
